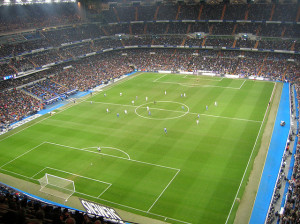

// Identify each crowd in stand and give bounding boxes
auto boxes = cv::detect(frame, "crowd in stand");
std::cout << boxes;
[266,83,300,223]
[0,89,42,130]
[0,3,81,33]
[0,34,298,79]
[0,21,299,60]
[0,47,299,130]
[0,183,115,224]
[100,3,298,22]
[278,144,300,223]
[0,2,299,224]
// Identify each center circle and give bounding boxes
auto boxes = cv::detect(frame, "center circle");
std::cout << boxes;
[135,101,189,120]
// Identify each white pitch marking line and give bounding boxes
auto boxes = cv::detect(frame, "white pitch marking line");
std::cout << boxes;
[153,74,167,82]
[31,167,48,178]
[75,190,191,224]
[87,101,262,123]
[225,82,276,224]
[0,142,45,169]
[182,76,224,82]
[200,113,261,123]
[45,167,112,185]
[97,184,112,198]
[239,79,246,89]
[161,73,223,81]
[147,169,180,212]
[88,101,137,108]
[0,156,189,224]
[0,72,142,143]
[82,146,131,160]
[135,101,190,120]
[45,141,179,171]
[156,80,241,89]
[0,168,35,180]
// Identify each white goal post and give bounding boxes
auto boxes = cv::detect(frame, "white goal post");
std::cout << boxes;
[38,173,75,201]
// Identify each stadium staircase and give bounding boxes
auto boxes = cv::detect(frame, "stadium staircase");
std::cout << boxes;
[135,7,138,21]
[296,6,300,21]
[39,31,47,39]
[209,25,214,35]
[256,25,261,36]
[154,6,160,20]
[120,39,125,47]
[201,37,206,47]
[101,27,109,36]
[282,64,291,81]
[129,24,133,35]
[39,32,52,45]
[90,41,96,51]
[232,24,238,35]
[143,24,147,34]
[244,6,249,20]
[281,26,286,38]
[151,39,155,45]
[28,58,38,68]
[232,39,237,48]
[50,80,68,90]
[257,52,269,76]
[175,5,181,20]
[8,64,18,73]
[254,40,259,49]
[165,24,170,34]
[20,89,43,101]
[220,4,226,20]
[269,4,275,21]
[186,24,191,34]
[233,57,242,75]
[57,52,65,60]
[291,41,296,51]
[113,7,120,23]
[197,4,203,20]
[181,38,187,46]
[172,49,177,57]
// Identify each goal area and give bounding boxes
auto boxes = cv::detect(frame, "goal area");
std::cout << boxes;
[38,173,75,201]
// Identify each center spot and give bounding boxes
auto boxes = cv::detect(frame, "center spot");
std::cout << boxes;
[135,101,189,120]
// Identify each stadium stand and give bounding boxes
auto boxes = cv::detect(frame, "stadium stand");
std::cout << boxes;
[0,1,299,223]
[0,182,119,224]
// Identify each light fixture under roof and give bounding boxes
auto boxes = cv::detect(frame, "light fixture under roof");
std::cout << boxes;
[0,0,77,5]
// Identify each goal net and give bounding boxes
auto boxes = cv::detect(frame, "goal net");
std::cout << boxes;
[38,173,75,201]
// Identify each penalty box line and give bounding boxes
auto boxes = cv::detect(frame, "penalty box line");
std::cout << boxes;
[42,142,181,213]
[31,166,112,199]
[11,141,180,211]
[0,167,190,224]
[155,80,242,89]
[153,73,224,82]
[0,142,46,169]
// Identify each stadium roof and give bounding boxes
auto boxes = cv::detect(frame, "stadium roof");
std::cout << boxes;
[0,0,76,5]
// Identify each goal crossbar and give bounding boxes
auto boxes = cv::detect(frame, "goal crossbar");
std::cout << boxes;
[38,173,75,201]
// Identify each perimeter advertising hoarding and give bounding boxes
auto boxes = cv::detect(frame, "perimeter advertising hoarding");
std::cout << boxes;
[80,199,124,223]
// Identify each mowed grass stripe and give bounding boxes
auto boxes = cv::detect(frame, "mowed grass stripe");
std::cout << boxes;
[2,142,178,210]
[0,73,274,224]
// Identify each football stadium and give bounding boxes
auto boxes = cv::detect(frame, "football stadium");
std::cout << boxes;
[0,0,299,224]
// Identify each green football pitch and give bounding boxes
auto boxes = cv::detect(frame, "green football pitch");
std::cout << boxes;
[0,73,276,224]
